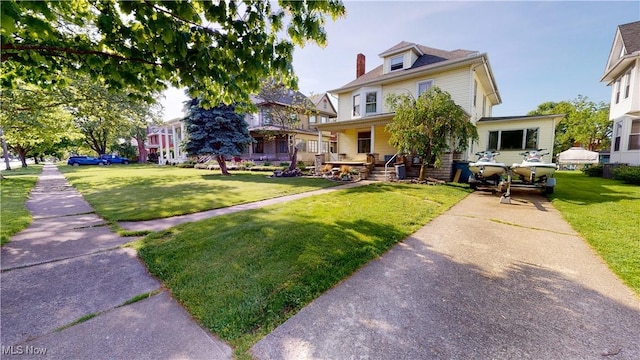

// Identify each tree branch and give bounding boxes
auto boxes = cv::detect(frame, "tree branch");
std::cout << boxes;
[0,43,159,66]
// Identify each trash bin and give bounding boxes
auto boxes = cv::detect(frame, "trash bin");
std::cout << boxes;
[395,164,406,180]
[453,161,471,183]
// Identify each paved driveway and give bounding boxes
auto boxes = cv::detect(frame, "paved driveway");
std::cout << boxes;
[252,190,640,359]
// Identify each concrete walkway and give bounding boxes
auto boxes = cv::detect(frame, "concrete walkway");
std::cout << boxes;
[1,164,232,359]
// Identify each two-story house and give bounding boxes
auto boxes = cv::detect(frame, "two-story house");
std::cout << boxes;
[147,118,187,165]
[244,91,336,163]
[316,41,563,180]
[601,20,640,166]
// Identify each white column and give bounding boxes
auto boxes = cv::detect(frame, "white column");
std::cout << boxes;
[164,127,171,163]
[158,130,164,165]
[180,121,186,160]
[317,129,323,154]
[370,125,375,154]
[172,124,178,162]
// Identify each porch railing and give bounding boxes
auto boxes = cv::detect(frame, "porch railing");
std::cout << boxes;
[384,153,400,180]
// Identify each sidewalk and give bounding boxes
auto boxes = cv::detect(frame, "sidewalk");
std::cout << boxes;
[1,164,232,359]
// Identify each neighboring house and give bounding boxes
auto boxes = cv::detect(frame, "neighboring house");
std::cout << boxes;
[601,20,640,166]
[315,41,562,179]
[146,118,187,165]
[244,91,336,163]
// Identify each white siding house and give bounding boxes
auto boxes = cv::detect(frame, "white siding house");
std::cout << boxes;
[601,20,640,166]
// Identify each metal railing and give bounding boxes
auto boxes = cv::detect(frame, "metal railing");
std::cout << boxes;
[384,153,400,181]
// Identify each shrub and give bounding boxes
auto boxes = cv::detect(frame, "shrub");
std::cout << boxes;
[263,161,272,166]
[176,163,195,168]
[583,164,603,177]
[297,161,306,171]
[612,165,640,185]
[279,162,290,167]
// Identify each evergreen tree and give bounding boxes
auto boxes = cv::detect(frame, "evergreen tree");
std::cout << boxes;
[183,99,253,175]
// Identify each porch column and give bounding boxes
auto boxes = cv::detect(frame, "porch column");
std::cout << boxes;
[172,124,178,162]
[180,121,186,160]
[158,130,164,165]
[370,125,375,153]
[164,127,171,163]
[317,129,323,154]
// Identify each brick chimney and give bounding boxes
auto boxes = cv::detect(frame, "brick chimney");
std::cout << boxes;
[356,53,365,78]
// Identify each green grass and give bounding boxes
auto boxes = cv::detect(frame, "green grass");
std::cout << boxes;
[130,183,471,358]
[550,171,640,295]
[1,165,43,245]
[58,164,340,222]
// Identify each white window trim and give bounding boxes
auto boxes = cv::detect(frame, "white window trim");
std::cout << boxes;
[352,88,381,118]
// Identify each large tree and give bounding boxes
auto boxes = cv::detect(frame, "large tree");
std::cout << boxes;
[529,95,610,155]
[0,84,80,167]
[183,99,253,175]
[386,87,478,181]
[1,0,345,108]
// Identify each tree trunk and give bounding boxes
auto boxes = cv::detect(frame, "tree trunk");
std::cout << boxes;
[1,127,11,171]
[418,163,427,181]
[16,146,28,168]
[288,147,298,171]
[216,155,230,175]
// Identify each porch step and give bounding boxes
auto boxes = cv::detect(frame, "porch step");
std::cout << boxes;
[367,168,395,181]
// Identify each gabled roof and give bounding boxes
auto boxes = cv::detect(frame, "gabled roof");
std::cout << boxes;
[308,93,337,116]
[330,42,487,94]
[601,21,640,83]
[252,89,309,107]
[619,21,640,54]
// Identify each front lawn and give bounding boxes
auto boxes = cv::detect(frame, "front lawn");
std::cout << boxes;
[130,183,471,358]
[551,171,640,295]
[59,164,340,222]
[1,165,43,245]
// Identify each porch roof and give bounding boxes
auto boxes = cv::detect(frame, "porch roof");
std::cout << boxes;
[314,113,395,132]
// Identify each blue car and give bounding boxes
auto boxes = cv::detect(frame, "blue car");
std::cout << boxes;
[67,156,108,166]
[100,154,130,165]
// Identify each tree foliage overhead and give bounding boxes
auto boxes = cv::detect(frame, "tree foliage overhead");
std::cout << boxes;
[1,0,346,107]
[183,99,253,175]
[528,95,610,154]
[386,87,478,181]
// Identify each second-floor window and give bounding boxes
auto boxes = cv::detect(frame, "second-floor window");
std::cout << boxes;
[615,79,621,104]
[365,92,377,114]
[353,94,361,117]
[309,115,316,123]
[624,69,632,99]
[418,80,433,96]
[321,116,328,123]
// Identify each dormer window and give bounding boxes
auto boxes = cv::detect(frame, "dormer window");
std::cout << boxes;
[390,55,404,71]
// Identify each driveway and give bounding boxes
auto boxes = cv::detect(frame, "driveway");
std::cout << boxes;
[252,190,640,359]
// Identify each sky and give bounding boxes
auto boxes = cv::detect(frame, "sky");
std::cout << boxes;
[160,0,640,121]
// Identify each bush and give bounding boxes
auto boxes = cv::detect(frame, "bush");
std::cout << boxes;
[297,161,307,171]
[612,165,640,185]
[279,162,290,167]
[583,164,603,177]
[176,163,195,168]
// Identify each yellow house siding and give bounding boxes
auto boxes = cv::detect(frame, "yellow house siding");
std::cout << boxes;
[373,125,396,159]
[476,119,557,165]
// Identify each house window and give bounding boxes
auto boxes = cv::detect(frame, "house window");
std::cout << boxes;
[488,128,538,150]
[365,92,377,114]
[321,116,327,123]
[357,131,371,153]
[614,122,622,151]
[353,94,361,117]
[418,80,433,96]
[390,55,404,71]
[261,109,273,125]
[253,137,264,153]
[323,99,327,109]
[308,140,318,153]
[615,79,621,104]
[323,141,329,153]
[624,69,631,99]
[309,115,316,123]
[629,119,640,150]
[277,138,288,153]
